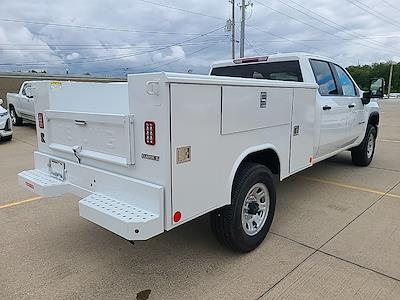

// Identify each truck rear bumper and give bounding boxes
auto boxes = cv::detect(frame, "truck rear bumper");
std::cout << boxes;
[18,151,164,240]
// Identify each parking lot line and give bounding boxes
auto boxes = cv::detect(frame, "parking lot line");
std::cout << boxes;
[0,196,43,210]
[377,139,400,143]
[302,176,400,199]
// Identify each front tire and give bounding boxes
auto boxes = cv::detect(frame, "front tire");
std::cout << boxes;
[351,124,377,166]
[210,163,276,253]
[9,105,23,126]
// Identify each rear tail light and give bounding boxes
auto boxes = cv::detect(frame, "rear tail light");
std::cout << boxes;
[144,121,156,145]
[38,113,44,129]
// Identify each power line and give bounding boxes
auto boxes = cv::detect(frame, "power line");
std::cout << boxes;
[381,0,400,13]
[136,0,225,20]
[0,25,226,66]
[0,39,228,51]
[0,17,217,36]
[346,0,400,30]
[253,0,400,54]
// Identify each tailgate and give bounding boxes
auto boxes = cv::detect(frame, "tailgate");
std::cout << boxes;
[46,110,135,166]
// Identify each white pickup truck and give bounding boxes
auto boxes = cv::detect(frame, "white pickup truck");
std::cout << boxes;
[7,81,35,126]
[19,53,382,252]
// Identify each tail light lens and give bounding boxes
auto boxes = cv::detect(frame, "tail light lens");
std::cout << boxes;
[38,113,44,129]
[144,121,156,145]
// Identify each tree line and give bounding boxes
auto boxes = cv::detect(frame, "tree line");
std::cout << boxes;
[346,62,399,93]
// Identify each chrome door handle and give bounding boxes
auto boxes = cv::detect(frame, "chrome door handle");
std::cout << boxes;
[74,120,87,126]
[348,104,355,108]
[322,105,331,110]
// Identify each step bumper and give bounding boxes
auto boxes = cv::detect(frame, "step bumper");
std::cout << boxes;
[18,152,165,240]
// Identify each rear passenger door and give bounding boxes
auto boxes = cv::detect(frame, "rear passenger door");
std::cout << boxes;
[310,59,351,157]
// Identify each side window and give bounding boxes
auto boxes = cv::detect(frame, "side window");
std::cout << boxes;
[334,65,357,96]
[310,60,338,96]
[21,84,27,96]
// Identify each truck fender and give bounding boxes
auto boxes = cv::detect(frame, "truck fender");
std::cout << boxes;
[227,144,281,204]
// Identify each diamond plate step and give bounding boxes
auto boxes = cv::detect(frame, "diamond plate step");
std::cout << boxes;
[79,193,162,240]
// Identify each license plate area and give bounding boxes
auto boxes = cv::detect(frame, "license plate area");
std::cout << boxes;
[48,158,65,181]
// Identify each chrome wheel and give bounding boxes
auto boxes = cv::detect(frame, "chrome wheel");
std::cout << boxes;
[9,107,17,125]
[367,133,375,159]
[241,183,269,236]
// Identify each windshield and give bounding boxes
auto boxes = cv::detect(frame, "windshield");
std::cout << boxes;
[210,60,303,82]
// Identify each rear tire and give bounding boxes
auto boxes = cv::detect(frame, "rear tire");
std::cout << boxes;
[9,105,23,126]
[210,163,276,253]
[1,135,12,142]
[351,124,377,166]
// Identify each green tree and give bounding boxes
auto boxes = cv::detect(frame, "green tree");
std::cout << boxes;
[347,62,400,93]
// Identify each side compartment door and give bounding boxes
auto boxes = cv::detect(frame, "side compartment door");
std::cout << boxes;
[290,88,316,173]
[310,59,349,157]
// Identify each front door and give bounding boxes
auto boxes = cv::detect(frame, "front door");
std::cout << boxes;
[310,59,350,157]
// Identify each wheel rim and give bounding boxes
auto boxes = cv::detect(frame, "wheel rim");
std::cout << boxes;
[367,133,375,159]
[10,108,16,125]
[241,183,270,236]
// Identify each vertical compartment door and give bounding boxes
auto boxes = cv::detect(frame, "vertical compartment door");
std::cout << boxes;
[290,88,316,173]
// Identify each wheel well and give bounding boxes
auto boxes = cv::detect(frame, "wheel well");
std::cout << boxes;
[369,113,379,128]
[240,149,280,176]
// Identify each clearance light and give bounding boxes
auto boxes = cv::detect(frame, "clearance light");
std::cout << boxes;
[233,56,268,64]
[144,121,156,145]
[173,211,182,223]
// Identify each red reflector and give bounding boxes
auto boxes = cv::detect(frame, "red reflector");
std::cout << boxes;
[38,113,44,129]
[25,182,34,189]
[144,121,156,145]
[173,211,182,223]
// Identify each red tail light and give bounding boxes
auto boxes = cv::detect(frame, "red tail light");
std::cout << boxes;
[38,113,44,129]
[144,121,156,145]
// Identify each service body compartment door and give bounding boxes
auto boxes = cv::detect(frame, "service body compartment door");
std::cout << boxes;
[221,86,293,134]
[45,110,135,166]
[289,88,316,173]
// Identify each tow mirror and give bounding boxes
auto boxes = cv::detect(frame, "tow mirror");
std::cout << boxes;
[370,78,385,99]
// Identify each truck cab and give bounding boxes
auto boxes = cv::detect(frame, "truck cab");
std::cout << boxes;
[210,53,380,163]
[7,81,36,126]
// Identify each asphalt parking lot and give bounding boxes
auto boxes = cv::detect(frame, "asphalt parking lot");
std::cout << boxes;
[1,101,400,299]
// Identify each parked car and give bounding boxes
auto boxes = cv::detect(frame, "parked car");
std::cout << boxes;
[0,99,13,141]
[7,81,35,126]
[19,53,382,252]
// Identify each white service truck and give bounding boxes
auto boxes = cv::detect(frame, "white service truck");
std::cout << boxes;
[7,81,36,125]
[19,53,382,252]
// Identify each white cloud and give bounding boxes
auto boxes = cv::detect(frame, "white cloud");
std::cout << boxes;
[0,0,399,75]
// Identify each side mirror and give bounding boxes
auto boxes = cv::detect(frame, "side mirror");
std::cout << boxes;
[361,91,371,105]
[0,99,3,105]
[369,78,385,99]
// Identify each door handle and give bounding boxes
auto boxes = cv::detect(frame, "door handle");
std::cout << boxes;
[74,120,87,126]
[348,104,355,108]
[322,105,331,110]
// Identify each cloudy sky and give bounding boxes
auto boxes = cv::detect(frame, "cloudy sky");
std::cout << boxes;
[0,0,399,76]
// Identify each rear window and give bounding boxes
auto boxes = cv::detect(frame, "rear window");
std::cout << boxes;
[210,60,303,82]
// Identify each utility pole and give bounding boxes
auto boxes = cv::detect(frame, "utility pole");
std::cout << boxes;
[240,0,246,57]
[239,1,253,57]
[230,0,235,59]
[388,62,394,97]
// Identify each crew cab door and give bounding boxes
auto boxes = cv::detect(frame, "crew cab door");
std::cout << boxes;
[332,64,364,143]
[310,59,351,157]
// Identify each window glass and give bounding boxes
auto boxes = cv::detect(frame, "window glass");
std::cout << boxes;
[21,84,27,96]
[310,60,338,96]
[334,64,357,96]
[211,61,303,82]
